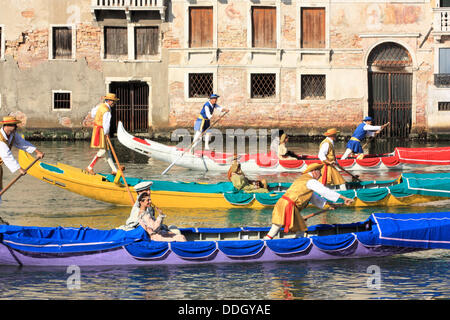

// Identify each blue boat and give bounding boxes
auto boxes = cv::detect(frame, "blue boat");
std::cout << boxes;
[0,212,449,266]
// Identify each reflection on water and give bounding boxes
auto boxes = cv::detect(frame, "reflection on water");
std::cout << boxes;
[0,139,449,300]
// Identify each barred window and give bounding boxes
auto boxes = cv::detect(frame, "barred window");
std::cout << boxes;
[301,75,326,100]
[251,73,276,98]
[53,91,71,110]
[438,102,450,111]
[189,73,213,98]
[52,26,72,59]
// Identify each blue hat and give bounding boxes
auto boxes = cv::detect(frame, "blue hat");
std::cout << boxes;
[363,116,373,122]
[209,94,220,99]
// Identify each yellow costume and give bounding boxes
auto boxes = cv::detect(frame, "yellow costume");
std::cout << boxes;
[271,174,312,233]
[319,130,346,186]
[229,160,268,193]
[90,103,110,150]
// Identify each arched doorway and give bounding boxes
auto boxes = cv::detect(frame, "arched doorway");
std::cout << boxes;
[367,42,413,138]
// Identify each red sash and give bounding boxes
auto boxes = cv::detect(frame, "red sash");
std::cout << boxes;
[321,164,328,185]
[93,125,103,146]
[281,195,295,233]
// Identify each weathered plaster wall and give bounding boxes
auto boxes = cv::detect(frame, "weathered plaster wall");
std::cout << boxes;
[0,0,168,132]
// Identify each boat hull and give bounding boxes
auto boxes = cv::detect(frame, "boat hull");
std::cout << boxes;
[0,238,422,267]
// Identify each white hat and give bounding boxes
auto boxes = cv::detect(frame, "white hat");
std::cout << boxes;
[134,181,153,192]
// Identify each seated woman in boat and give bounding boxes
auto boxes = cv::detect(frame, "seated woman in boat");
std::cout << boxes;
[278,133,302,160]
[133,193,186,242]
[228,160,269,193]
[264,163,354,240]
[118,182,186,242]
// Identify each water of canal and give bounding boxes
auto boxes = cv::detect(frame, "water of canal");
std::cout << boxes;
[0,138,448,300]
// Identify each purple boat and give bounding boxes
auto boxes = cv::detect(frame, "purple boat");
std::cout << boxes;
[0,212,449,267]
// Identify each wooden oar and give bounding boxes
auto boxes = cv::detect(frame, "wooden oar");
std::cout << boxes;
[303,204,343,221]
[0,157,40,197]
[332,163,361,182]
[161,110,229,175]
[106,135,135,206]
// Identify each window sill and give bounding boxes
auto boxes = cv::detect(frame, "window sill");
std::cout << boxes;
[48,58,77,62]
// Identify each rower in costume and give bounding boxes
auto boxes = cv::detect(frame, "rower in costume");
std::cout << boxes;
[318,128,346,190]
[0,116,44,202]
[263,163,353,240]
[341,116,390,160]
[86,93,122,175]
[193,94,228,150]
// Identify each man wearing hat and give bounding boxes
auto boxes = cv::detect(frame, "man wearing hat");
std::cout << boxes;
[0,116,44,194]
[86,93,122,175]
[318,128,346,189]
[192,94,229,150]
[228,159,269,193]
[278,133,302,160]
[263,163,354,240]
[341,117,390,160]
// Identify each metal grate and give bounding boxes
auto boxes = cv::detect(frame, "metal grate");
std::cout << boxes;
[189,73,213,98]
[368,42,412,67]
[251,73,276,98]
[53,92,71,109]
[301,74,325,100]
[438,101,450,111]
[434,74,450,87]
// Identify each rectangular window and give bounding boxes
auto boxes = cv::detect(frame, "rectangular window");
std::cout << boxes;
[189,73,213,98]
[438,102,450,111]
[301,8,325,48]
[441,0,450,7]
[135,26,159,59]
[104,26,128,59]
[301,75,326,100]
[52,26,73,59]
[53,91,71,110]
[439,48,450,73]
[189,7,213,48]
[251,73,276,98]
[252,7,276,48]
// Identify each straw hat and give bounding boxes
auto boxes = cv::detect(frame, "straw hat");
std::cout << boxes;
[303,163,324,174]
[280,133,287,144]
[0,116,21,126]
[103,93,119,101]
[324,128,340,136]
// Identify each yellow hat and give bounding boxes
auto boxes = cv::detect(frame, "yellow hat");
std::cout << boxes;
[324,128,340,136]
[303,163,324,174]
[103,93,119,101]
[280,133,287,144]
[230,161,241,174]
[0,116,21,125]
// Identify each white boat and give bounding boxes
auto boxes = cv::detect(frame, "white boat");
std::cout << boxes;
[117,121,450,173]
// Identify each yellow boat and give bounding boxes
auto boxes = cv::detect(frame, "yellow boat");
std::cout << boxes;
[19,150,448,209]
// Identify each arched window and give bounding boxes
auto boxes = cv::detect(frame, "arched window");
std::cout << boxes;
[368,42,412,68]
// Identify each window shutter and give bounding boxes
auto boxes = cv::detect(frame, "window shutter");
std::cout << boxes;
[301,8,325,48]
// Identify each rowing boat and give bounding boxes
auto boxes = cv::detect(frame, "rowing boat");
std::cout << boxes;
[18,150,450,208]
[1,211,448,266]
[117,122,450,173]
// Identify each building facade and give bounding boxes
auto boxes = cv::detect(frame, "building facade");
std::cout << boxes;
[0,0,449,138]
